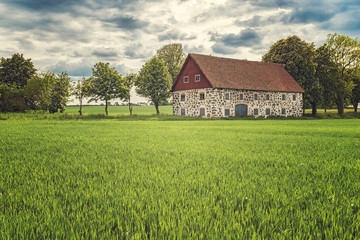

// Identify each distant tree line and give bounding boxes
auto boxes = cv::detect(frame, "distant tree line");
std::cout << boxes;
[262,33,360,115]
[0,44,186,115]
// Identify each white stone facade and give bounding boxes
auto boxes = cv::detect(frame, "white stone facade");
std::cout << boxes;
[173,88,303,118]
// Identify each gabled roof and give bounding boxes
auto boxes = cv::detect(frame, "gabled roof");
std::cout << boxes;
[173,53,305,93]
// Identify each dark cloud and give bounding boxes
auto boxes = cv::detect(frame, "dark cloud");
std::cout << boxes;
[244,0,296,8]
[212,43,236,55]
[157,30,197,41]
[92,48,118,58]
[5,0,84,12]
[106,16,149,30]
[211,29,262,48]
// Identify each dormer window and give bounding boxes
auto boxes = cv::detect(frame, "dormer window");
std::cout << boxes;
[195,74,200,82]
[183,76,189,83]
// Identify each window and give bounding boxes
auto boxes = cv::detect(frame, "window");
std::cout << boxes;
[195,74,200,82]
[254,94,258,100]
[200,108,205,116]
[282,94,286,101]
[266,108,270,115]
[281,108,286,115]
[225,109,230,116]
[225,93,230,100]
[181,94,185,101]
[199,93,205,100]
[183,76,189,83]
[266,94,270,100]
[254,109,258,115]
[293,95,296,101]
[239,94,243,100]
[181,109,185,116]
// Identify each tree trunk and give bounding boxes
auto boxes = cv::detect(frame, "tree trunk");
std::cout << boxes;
[105,100,108,116]
[354,103,358,113]
[154,102,160,114]
[311,103,317,116]
[336,94,344,115]
[324,108,327,113]
[79,98,82,116]
[128,98,132,116]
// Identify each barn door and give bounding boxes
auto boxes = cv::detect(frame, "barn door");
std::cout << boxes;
[235,104,247,117]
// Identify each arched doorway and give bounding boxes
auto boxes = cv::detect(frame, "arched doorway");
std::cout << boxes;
[235,104,247,117]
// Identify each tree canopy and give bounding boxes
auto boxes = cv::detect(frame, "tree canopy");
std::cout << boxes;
[156,43,186,84]
[87,62,128,115]
[0,53,36,89]
[135,56,172,114]
[262,35,321,115]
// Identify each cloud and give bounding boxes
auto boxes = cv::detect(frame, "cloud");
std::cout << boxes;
[5,0,84,12]
[211,29,262,48]
[158,30,197,41]
[106,16,149,30]
[212,43,237,55]
[48,59,94,77]
[124,43,153,59]
[92,48,119,58]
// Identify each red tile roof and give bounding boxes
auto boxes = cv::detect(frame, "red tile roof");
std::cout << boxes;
[174,53,304,93]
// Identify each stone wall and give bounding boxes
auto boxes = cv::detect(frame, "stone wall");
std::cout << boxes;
[173,88,303,118]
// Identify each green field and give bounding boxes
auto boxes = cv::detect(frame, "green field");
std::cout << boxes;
[65,105,173,115]
[1,118,360,239]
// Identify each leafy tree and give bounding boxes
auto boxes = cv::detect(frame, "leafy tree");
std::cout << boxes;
[325,33,360,114]
[135,57,172,114]
[156,43,186,84]
[315,44,338,112]
[0,84,25,112]
[348,68,360,112]
[24,73,53,111]
[0,53,36,88]
[124,73,137,116]
[72,77,90,116]
[87,62,127,116]
[262,35,321,116]
[49,72,71,113]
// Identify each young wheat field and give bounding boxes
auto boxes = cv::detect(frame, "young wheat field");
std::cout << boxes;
[1,116,360,239]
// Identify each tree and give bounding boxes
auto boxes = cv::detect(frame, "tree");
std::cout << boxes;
[0,84,25,112]
[87,62,127,116]
[135,57,172,114]
[156,43,186,84]
[349,68,360,112]
[124,73,137,116]
[24,73,53,111]
[49,72,71,113]
[262,35,321,116]
[325,33,360,114]
[315,44,338,113]
[72,77,90,116]
[0,53,36,89]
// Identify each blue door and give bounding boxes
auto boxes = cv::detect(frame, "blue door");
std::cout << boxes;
[235,104,247,117]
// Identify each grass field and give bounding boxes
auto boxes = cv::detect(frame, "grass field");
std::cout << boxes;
[1,118,360,239]
[65,105,173,115]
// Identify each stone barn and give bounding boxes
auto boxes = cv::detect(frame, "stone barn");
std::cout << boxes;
[172,53,304,118]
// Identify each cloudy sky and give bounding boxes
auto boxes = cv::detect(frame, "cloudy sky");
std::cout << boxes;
[1,0,359,80]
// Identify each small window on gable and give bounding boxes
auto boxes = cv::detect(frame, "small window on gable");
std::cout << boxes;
[282,94,286,101]
[266,94,270,100]
[183,76,189,83]
[266,108,270,115]
[181,94,185,102]
[199,93,205,100]
[239,94,243,100]
[254,94,258,100]
[195,74,200,82]
[225,93,230,100]
[293,94,296,101]
[225,109,230,116]
[281,108,286,115]
[254,109,259,115]
[200,108,205,116]
[181,109,185,116]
